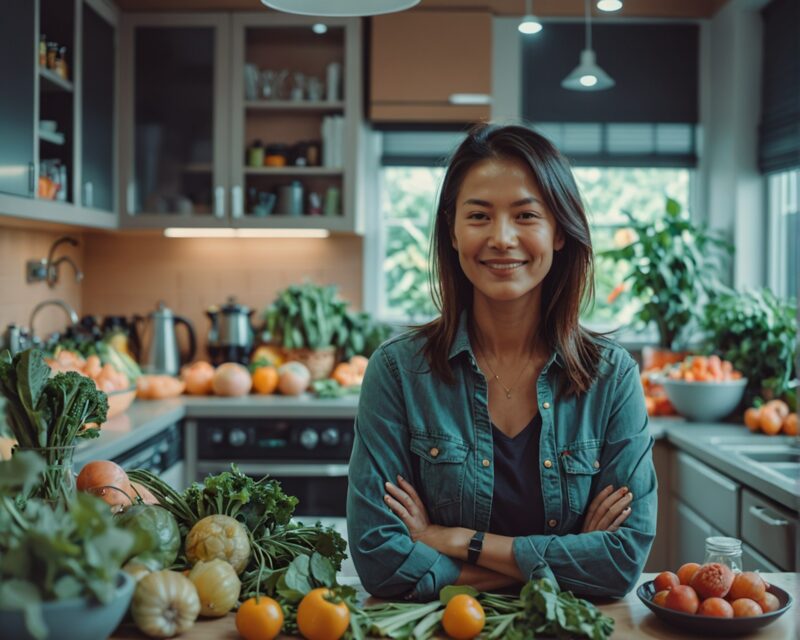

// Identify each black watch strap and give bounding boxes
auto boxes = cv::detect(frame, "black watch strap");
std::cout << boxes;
[467,531,485,564]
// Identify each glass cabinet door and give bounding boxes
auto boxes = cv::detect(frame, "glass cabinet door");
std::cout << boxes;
[0,0,36,198]
[81,0,116,212]
[120,14,229,225]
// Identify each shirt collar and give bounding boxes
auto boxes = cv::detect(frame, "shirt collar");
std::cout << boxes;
[447,309,565,369]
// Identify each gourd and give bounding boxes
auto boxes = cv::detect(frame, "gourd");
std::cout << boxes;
[185,514,251,574]
[117,504,181,569]
[131,570,200,638]
[188,559,241,617]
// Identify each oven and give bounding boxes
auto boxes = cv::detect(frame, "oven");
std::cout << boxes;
[112,422,186,490]
[186,417,354,518]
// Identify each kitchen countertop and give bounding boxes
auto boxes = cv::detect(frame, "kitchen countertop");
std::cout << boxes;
[111,572,797,639]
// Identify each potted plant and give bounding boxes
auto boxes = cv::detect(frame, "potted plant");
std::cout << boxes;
[600,197,733,364]
[263,282,351,380]
[700,287,797,405]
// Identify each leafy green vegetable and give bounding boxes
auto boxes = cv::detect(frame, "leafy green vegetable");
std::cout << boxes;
[311,378,361,399]
[0,451,155,640]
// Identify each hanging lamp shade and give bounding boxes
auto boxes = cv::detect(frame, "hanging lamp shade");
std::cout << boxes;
[561,49,615,90]
[260,0,419,17]
[561,0,615,91]
[518,0,543,34]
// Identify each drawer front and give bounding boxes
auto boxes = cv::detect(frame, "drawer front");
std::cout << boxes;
[740,488,796,571]
[671,451,739,536]
[741,542,781,573]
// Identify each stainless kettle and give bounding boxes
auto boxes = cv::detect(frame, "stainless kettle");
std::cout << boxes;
[206,296,255,366]
[133,302,197,375]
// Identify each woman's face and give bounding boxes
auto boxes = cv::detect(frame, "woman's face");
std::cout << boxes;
[451,156,564,305]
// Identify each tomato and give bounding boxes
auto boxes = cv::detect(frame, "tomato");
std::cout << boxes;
[697,597,734,618]
[441,594,485,640]
[728,572,766,602]
[731,598,763,617]
[652,590,670,607]
[676,562,701,586]
[296,588,350,640]
[690,563,734,599]
[653,571,680,592]
[664,585,699,614]
[236,596,284,640]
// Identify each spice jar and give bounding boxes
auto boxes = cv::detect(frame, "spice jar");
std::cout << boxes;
[264,144,288,167]
[248,139,264,167]
[703,536,742,572]
[39,34,47,66]
[46,42,58,69]
[55,46,68,79]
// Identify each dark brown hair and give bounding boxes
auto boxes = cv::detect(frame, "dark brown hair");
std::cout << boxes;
[415,123,603,396]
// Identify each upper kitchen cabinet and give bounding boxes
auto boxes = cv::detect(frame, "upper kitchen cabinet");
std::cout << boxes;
[119,14,231,228]
[0,0,118,229]
[230,14,365,233]
[369,11,491,123]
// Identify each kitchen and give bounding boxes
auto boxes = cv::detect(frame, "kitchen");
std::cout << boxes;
[0,0,797,638]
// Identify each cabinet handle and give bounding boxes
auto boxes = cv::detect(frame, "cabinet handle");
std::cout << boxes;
[232,185,243,218]
[749,505,788,527]
[28,162,35,195]
[448,93,492,105]
[126,182,136,215]
[214,186,226,218]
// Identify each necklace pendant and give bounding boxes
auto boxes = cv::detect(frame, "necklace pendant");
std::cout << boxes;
[506,391,512,399]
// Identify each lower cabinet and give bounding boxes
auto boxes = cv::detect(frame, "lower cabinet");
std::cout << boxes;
[668,495,723,568]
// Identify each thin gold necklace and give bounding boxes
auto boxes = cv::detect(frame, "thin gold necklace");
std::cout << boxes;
[478,349,532,399]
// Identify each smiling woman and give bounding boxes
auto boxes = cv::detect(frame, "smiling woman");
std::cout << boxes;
[347,123,657,602]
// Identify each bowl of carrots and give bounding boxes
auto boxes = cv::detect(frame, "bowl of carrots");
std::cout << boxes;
[658,355,747,422]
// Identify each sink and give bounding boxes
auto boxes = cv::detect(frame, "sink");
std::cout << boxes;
[717,443,800,482]
[741,451,800,464]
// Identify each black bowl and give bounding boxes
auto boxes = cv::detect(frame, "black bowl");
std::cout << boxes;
[637,580,794,637]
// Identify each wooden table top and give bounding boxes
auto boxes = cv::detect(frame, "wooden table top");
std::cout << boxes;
[111,572,797,640]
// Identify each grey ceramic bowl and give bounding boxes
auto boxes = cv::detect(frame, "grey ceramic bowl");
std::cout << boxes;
[0,570,134,640]
[661,377,748,422]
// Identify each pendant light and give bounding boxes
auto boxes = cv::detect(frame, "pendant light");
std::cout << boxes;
[260,0,419,17]
[561,0,615,91]
[518,0,543,35]
[597,0,623,11]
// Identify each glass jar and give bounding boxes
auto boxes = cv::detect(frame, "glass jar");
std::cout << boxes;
[704,536,743,572]
[16,445,77,506]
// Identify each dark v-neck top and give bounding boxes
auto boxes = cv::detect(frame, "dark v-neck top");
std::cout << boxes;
[488,412,546,537]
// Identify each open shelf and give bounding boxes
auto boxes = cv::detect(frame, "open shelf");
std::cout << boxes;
[39,66,73,92]
[38,128,65,145]
[244,166,343,176]
[245,100,344,112]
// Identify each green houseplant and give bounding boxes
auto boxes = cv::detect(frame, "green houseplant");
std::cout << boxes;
[700,288,797,405]
[600,197,733,351]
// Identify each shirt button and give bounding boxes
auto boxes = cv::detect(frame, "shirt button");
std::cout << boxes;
[430,447,439,458]
[593,460,600,469]
[482,458,491,467]
[543,459,553,469]
[542,401,551,409]
[548,519,558,528]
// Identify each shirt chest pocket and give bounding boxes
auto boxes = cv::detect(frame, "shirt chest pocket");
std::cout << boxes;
[410,434,469,524]
[560,440,602,514]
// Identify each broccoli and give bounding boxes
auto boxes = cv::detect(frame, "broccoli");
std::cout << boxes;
[41,371,108,447]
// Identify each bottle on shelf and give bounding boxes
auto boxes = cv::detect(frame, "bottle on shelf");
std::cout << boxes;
[55,46,69,80]
[39,34,47,66]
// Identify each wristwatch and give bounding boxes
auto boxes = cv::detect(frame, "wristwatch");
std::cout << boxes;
[467,531,485,564]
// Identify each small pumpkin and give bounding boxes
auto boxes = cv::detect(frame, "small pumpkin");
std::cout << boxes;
[131,570,200,639]
[185,514,251,574]
[117,504,181,569]
[188,559,241,617]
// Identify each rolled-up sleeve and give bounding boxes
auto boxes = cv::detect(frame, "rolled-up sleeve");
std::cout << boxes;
[512,361,657,597]
[346,346,462,600]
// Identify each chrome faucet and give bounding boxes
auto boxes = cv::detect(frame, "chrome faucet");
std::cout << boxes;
[29,299,80,341]
[46,236,84,288]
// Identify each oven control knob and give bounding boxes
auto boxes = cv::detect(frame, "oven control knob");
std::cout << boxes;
[229,428,248,447]
[210,428,225,445]
[300,428,319,450]
[321,427,340,447]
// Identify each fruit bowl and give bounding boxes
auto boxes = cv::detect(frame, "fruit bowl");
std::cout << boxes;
[659,378,748,422]
[637,580,793,636]
[106,386,137,419]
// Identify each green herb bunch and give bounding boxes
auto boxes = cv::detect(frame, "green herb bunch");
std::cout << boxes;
[700,287,797,403]
[126,465,347,601]
[600,197,733,350]
[0,451,152,640]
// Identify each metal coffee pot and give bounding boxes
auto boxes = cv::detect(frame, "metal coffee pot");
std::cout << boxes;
[206,297,255,366]
[132,302,197,375]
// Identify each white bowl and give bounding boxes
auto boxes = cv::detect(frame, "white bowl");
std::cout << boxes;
[660,377,748,422]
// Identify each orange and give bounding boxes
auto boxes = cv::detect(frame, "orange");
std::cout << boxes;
[296,588,350,640]
[782,413,798,436]
[744,407,762,432]
[653,590,670,607]
[236,596,284,640]
[731,598,763,617]
[728,572,766,602]
[252,366,279,395]
[759,407,783,436]
[697,597,734,618]
[765,399,790,419]
[676,562,701,586]
[441,594,485,640]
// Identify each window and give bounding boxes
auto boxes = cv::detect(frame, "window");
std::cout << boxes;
[378,164,692,329]
[766,168,799,299]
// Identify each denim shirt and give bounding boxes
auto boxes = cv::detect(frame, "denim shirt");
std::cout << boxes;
[346,312,657,602]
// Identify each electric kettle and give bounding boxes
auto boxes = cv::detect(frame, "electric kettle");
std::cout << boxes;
[132,302,197,375]
[206,296,255,365]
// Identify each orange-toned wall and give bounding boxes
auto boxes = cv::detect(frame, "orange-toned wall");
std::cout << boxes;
[80,232,363,360]
[0,226,84,338]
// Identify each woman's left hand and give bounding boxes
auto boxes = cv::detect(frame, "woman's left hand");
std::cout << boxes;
[384,475,435,542]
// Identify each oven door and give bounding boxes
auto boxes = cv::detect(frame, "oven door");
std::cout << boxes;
[195,461,349,517]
